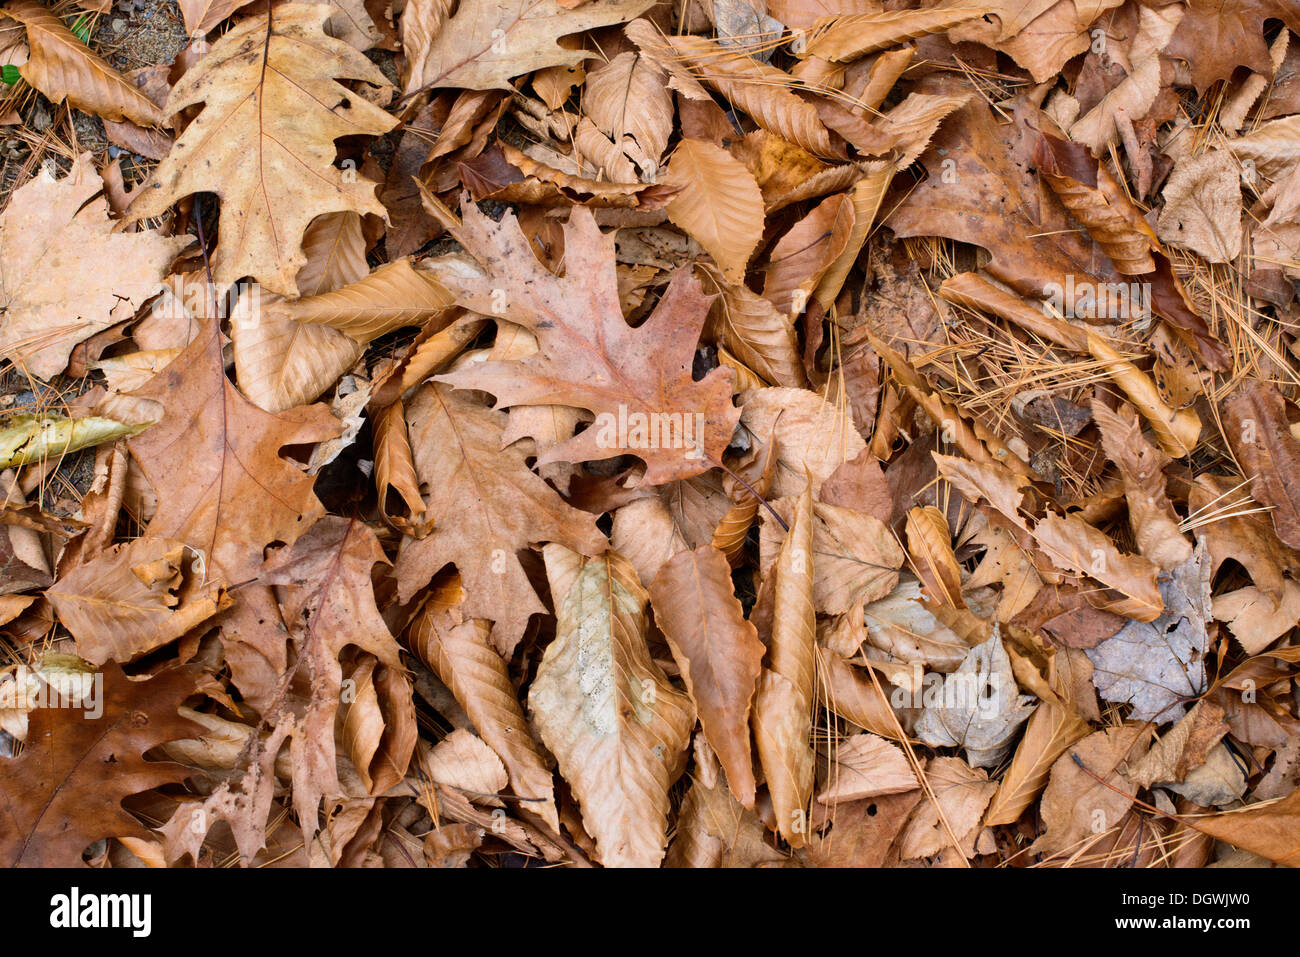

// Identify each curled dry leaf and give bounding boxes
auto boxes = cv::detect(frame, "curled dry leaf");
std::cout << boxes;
[406,0,655,92]
[407,574,560,832]
[649,546,765,807]
[7,0,165,127]
[754,484,816,846]
[47,537,229,666]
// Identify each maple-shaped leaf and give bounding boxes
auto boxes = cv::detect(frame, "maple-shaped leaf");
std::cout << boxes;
[0,663,203,867]
[391,383,606,657]
[434,201,740,484]
[1084,544,1211,724]
[126,5,397,296]
[914,631,1037,768]
[123,317,341,584]
[0,153,191,380]
[404,0,656,93]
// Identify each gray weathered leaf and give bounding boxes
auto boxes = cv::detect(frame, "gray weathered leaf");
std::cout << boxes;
[1085,543,1211,724]
[913,629,1037,768]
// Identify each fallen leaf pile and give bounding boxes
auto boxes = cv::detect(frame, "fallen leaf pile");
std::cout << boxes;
[2,0,1300,869]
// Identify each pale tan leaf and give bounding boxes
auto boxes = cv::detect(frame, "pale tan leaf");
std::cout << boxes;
[896,756,994,860]
[702,270,806,387]
[270,259,455,344]
[760,498,904,615]
[739,387,867,498]
[817,733,918,804]
[427,728,509,798]
[126,5,397,296]
[983,699,1090,826]
[528,552,695,867]
[664,139,765,284]
[800,8,985,62]
[406,0,656,93]
[8,0,165,127]
[582,50,673,175]
[232,296,363,413]
[0,153,191,380]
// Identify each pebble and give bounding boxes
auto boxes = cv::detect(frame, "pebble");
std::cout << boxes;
[111,17,126,33]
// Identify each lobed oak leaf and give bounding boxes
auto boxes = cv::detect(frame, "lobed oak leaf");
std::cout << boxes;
[392,383,605,657]
[125,5,398,296]
[1164,0,1300,93]
[0,663,204,867]
[0,153,191,380]
[261,517,413,842]
[433,201,741,484]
